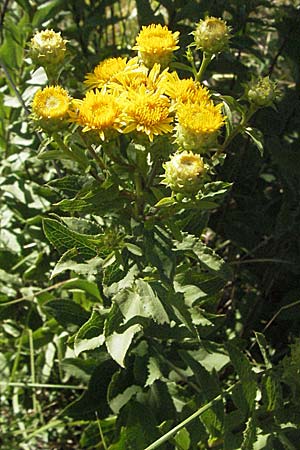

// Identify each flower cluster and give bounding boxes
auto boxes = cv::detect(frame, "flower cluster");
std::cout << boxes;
[30,23,229,195]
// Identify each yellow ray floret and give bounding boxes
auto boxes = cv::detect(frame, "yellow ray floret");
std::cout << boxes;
[177,100,224,134]
[32,85,70,119]
[70,89,124,141]
[108,63,168,94]
[161,72,210,105]
[84,57,139,90]
[133,24,179,68]
[133,24,179,55]
[122,87,173,142]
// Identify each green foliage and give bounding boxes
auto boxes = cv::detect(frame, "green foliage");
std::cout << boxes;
[1,1,300,449]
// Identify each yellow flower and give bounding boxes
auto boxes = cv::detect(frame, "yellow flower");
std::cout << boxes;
[30,29,67,66]
[109,63,168,95]
[84,57,139,90]
[133,24,179,68]
[31,85,70,131]
[70,89,124,141]
[175,101,225,152]
[162,151,205,193]
[122,87,173,142]
[161,71,210,105]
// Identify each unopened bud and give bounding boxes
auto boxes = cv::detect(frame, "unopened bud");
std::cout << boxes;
[193,17,230,54]
[246,77,278,107]
[30,29,67,67]
[162,151,205,194]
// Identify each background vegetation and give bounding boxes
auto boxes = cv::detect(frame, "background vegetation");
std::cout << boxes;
[1,0,300,449]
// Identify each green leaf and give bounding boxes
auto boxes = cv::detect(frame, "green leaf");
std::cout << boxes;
[174,428,191,450]
[241,416,257,450]
[32,0,64,27]
[109,385,142,414]
[43,299,89,327]
[114,279,170,325]
[226,342,257,413]
[43,218,103,258]
[145,356,163,387]
[106,324,142,368]
[254,332,272,369]
[51,252,103,279]
[262,374,282,412]
[175,234,233,280]
[244,127,264,156]
[63,360,117,419]
[74,310,106,356]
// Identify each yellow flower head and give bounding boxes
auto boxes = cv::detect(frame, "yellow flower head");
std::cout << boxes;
[109,63,168,94]
[30,29,67,66]
[175,101,225,152]
[70,89,124,141]
[31,85,70,131]
[122,87,173,142]
[162,151,205,193]
[161,71,210,105]
[84,57,139,90]
[133,24,180,68]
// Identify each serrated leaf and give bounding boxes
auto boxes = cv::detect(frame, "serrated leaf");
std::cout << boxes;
[63,360,117,419]
[109,385,142,414]
[254,332,272,369]
[262,374,282,412]
[226,342,257,413]
[51,252,103,279]
[74,310,106,356]
[175,234,232,280]
[241,416,257,450]
[106,324,142,367]
[43,299,89,327]
[43,218,102,258]
[114,279,169,325]
[175,428,191,450]
[145,356,163,387]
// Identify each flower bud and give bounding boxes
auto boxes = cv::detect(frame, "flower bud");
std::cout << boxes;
[31,86,71,132]
[162,151,205,194]
[246,77,278,107]
[30,29,67,67]
[193,17,230,54]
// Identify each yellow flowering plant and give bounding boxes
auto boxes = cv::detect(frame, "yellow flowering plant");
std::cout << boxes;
[25,19,279,449]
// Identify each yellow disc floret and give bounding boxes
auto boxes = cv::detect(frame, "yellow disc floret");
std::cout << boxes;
[31,85,70,131]
[133,24,179,68]
[70,89,124,141]
[122,87,173,142]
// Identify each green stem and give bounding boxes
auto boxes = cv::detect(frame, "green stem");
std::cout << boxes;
[196,52,213,82]
[79,131,107,171]
[213,105,258,159]
[28,329,38,412]
[144,385,234,450]
[0,381,86,390]
[52,133,87,169]
[134,172,144,218]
